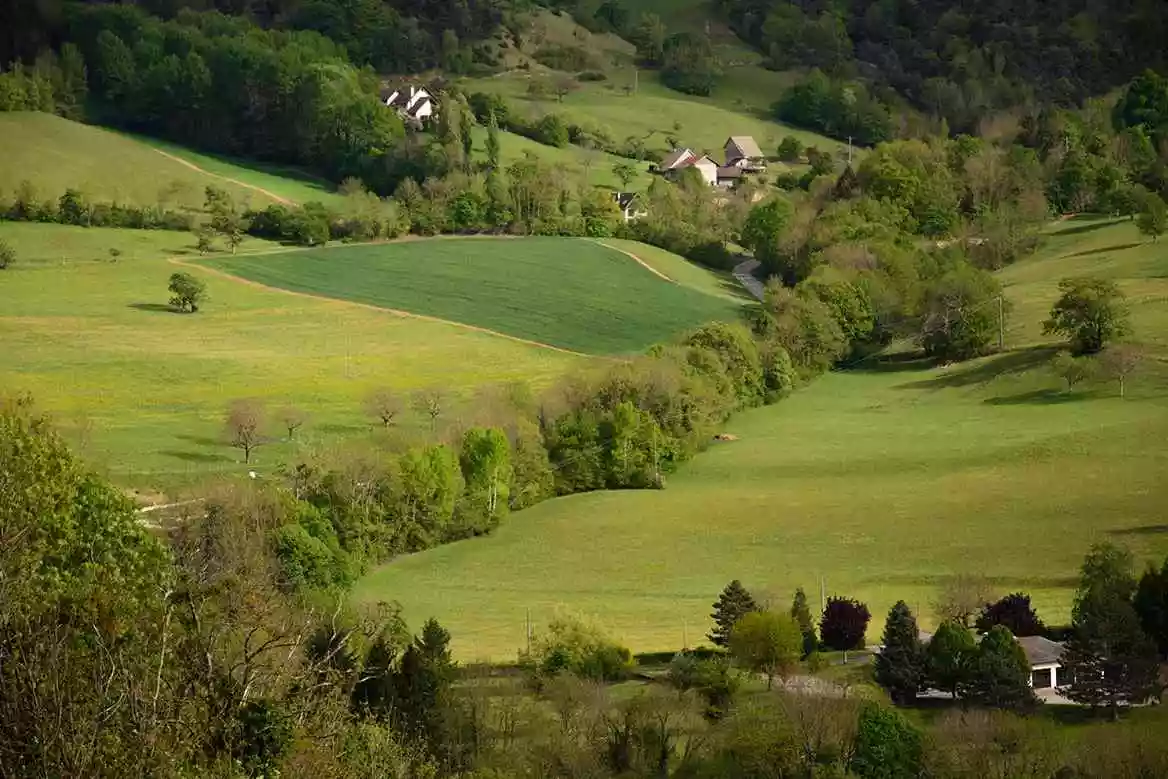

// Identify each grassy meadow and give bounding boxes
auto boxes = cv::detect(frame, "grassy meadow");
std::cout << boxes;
[205,237,742,354]
[354,218,1168,660]
[0,224,587,488]
[0,112,297,210]
[470,126,655,191]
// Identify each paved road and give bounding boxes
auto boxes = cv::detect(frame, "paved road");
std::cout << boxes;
[732,257,765,301]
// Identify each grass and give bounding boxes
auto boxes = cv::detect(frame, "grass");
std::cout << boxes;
[601,238,746,301]
[469,126,654,191]
[461,73,843,162]
[0,223,585,488]
[353,218,1168,660]
[0,112,290,210]
[203,237,742,354]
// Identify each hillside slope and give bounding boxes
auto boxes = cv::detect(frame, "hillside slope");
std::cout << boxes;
[354,220,1168,659]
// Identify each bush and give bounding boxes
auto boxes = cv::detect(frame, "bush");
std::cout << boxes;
[577,70,607,82]
[0,240,14,269]
[528,615,633,681]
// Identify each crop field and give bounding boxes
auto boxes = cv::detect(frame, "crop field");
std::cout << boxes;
[0,112,298,210]
[354,219,1168,660]
[0,224,585,488]
[204,237,742,354]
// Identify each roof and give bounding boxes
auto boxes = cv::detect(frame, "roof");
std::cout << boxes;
[693,154,718,167]
[613,192,639,209]
[1018,636,1065,666]
[716,166,744,179]
[726,135,764,159]
[660,148,695,169]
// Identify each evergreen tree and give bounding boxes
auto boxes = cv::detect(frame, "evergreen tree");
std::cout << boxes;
[1063,588,1161,718]
[708,580,759,647]
[963,626,1036,711]
[1133,558,1168,657]
[790,587,818,657]
[926,620,975,699]
[873,601,925,705]
[849,703,923,779]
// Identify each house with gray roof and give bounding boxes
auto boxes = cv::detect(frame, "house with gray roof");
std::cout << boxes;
[724,136,766,172]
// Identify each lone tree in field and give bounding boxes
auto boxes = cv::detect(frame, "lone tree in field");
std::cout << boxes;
[790,587,818,657]
[0,240,14,270]
[874,601,926,705]
[820,596,870,651]
[1100,344,1141,398]
[412,388,444,431]
[709,580,759,647]
[365,388,403,428]
[933,574,994,628]
[168,272,206,313]
[926,620,976,699]
[976,593,1046,637]
[225,399,266,464]
[1051,350,1097,392]
[1043,276,1130,354]
[1137,193,1167,241]
[276,406,306,440]
[729,611,802,690]
[1062,543,1161,719]
[964,626,1036,711]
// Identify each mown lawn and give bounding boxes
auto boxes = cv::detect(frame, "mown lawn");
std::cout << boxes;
[354,220,1168,660]
[0,224,583,488]
[0,112,287,210]
[204,237,743,354]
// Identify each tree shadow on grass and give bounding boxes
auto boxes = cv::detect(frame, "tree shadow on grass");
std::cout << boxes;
[894,346,1058,391]
[175,433,223,447]
[316,422,367,435]
[1052,217,1124,237]
[1108,524,1168,537]
[161,449,231,463]
[982,388,1086,406]
[851,351,935,374]
[1067,242,1143,258]
[127,303,177,313]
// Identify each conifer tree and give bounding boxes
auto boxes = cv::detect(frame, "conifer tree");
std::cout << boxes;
[963,626,1036,711]
[926,620,975,699]
[1134,558,1168,657]
[790,587,818,657]
[709,580,759,647]
[873,601,925,704]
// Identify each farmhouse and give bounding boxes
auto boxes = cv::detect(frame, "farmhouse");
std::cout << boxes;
[724,136,766,172]
[1019,635,1067,692]
[381,83,435,126]
[612,192,646,222]
[659,147,719,186]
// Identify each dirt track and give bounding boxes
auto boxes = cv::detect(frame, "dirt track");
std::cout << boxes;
[151,148,297,206]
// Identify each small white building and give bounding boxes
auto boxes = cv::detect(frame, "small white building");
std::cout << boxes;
[658,148,718,187]
[1018,635,1067,691]
[612,192,646,222]
[381,84,434,125]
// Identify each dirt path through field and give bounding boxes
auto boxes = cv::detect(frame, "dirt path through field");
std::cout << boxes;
[595,241,675,283]
[171,255,596,358]
[151,149,297,206]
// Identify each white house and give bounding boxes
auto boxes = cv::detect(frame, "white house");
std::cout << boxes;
[658,148,718,187]
[612,192,646,222]
[381,84,435,125]
[724,135,766,172]
[1018,635,1067,692]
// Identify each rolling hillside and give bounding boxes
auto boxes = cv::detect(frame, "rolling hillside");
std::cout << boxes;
[0,113,317,210]
[204,237,743,354]
[354,218,1168,659]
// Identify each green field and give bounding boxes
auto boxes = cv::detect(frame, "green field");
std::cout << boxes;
[471,126,655,191]
[204,238,742,354]
[463,74,843,162]
[0,224,586,488]
[354,219,1168,660]
[0,112,297,210]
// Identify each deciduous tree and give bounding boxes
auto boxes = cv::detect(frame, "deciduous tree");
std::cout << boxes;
[0,239,14,269]
[1136,193,1167,241]
[729,610,802,690]
[1100,344,1141,398]
[933,574,995,628]
[612,161,637,190]
[225,399,266,463]
[364,388,403,428]
[276,406,306,440]
[1043,276,1130,355]
[412,388,444,431]
[820,595,870,651]
[708,579,759,647]
[849,704,923,779]
[874,601,925,704]
[976,593,1046,637]
[167,271,206,313]
[1051,350,1097,391]
[926,620,976,699]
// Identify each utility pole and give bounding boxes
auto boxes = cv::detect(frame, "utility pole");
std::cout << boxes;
[633,67,638,96]
[525,608,531,656]
[682,618,688,650]
[846,136,853,166]
[819,576,826,614]
[997,295,1005,351]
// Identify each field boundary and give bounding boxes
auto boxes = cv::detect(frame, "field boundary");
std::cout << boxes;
[150,148,297,206]
[594,240,675,283]
[172,255,597,358]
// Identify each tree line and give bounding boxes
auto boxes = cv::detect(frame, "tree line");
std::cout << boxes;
[6,400,1168,777]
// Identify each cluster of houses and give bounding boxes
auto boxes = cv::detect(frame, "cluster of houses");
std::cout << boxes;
[380,83,436,127]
